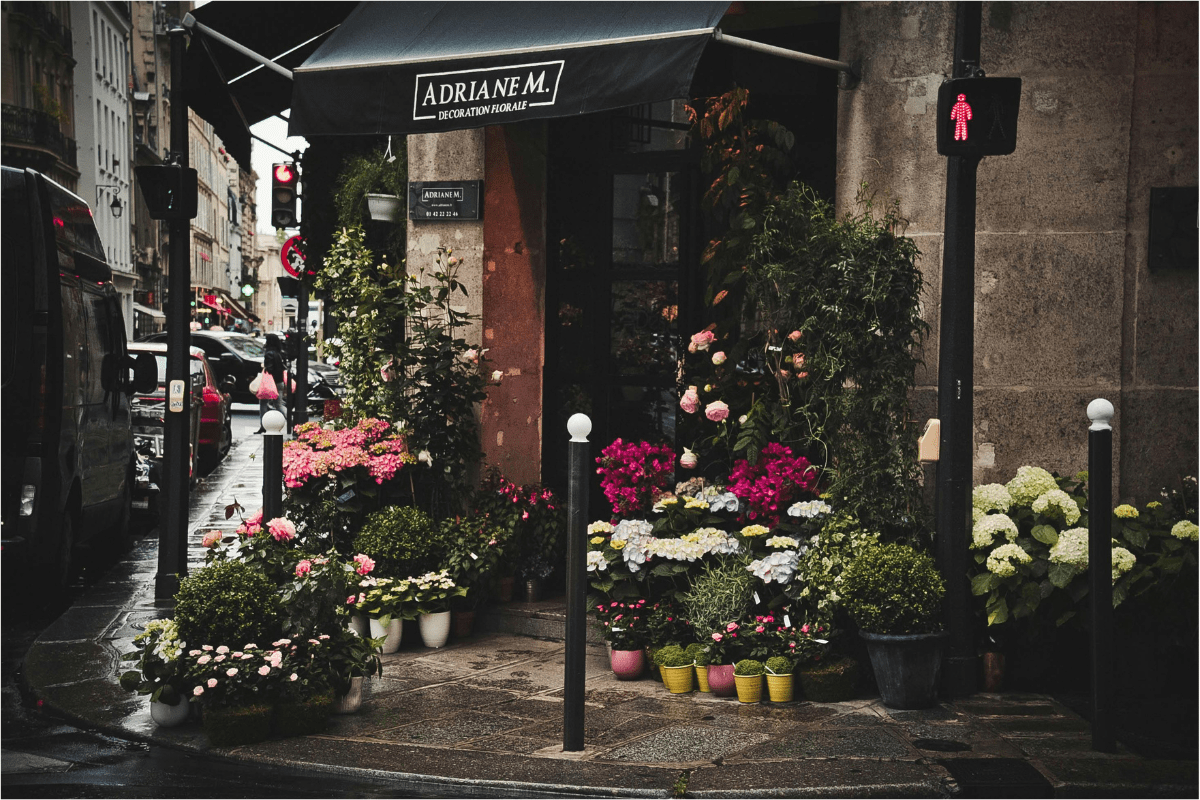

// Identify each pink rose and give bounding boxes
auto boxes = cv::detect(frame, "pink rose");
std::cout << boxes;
[711,632,723,642]
[258,665,271,676]
[289,673,298,681]
[295,559,312,578]
[353,553,375,576]
[679,386,699,414]
[207,678,217,688]
[688,329,717,353]
[202,530,222,548]
[225,668,238,677]
[705,401,730,422]
[755,625,765,633]
[711,351,726,366]
[197,655,211,665]
[193,686,204,696]
[680,448,698,470]
[726,622,739,632]
[801,624,810,633]
[787,330,802,341]
[347,595,357,605]
[267,517,296,542]
[216,646,229,654]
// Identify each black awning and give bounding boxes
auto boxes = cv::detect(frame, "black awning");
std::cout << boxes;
[290,2,730,137]
[182,2,355,167]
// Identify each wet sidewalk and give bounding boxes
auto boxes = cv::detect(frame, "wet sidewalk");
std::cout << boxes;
[20,436,1199,798]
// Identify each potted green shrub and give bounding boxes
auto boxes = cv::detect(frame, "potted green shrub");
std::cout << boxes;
[352,505,437,578]
[764,656,795,703]
[841,542,948,709]
[173,562,284,654]
[655,645,695,694]
[685,643,711,692]
[733,659,765,703]
[321,627,384,714]
[118,619,191,727]
[334,146,408,224]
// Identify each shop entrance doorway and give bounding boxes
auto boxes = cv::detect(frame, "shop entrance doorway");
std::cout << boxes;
[543,103,703,509]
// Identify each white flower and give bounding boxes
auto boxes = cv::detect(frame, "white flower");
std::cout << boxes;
[971,513,1019,549]
[747,551,799,584]
[1031,489,1081,525]
[973,483,1013,514]
[611,519,654,572]
[1049,528,1089,568]
[787,499,832,519]
[765,535,798,549]
[491,369,504,382]
[585,551,608,572]
[986,543,1032,578]
[1111,546,1136,581]
[1170,520,1198,541]
[417,449,433,466]
[1006,466,1058,506]
[682,527,741,556]
[708,492,741,513]
[588,520,614,535]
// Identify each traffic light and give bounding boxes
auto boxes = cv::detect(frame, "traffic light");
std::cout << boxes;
[134,164,198,220]
[271,162,299,228]
[284,328,302,361]
[936,77,1022,157]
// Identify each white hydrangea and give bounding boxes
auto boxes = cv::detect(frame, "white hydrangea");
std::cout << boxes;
[1111,546,1136,581]
[588,521,614,535]
[707,491,740,513]
[787,499,833,519]
[747,550,799,584]
[986,543,1032,578]
[1006,466,1059,506]
[1049,528,1089,568]
[1170,520,1198,541]
[586,550,608,572]
[611,519,654,572]
[765,535,798,549]
[681,527,741,556]
[973,483,1013,514]
[1031,489,1081,525]
[646,537,710,562]
[971,514,1019,549]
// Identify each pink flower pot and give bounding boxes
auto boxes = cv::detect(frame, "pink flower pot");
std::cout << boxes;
[707,664,737,697]
[610,649,646,680]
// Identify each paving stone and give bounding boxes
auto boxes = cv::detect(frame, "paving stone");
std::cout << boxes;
[487,697,564,720]
[956,702,1058,716]
[1009,735,1131,758]
[462,734,559,754]
[514,709,672,748]
[887,706,959,722]
[610,695,711,720]
[600,724,771,764]
[737,727,915,760]
[371,710,528,745]
[985,715,1090,733]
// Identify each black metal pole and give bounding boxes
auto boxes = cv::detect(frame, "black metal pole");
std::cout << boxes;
[934,0,982,697]
[296,278,309,425]
[262,409,284,522]
[156,26,191,599]
[1087,398,1116,752]
[563,413,591,752]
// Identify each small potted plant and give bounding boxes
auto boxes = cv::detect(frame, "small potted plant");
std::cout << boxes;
[841,542,948,709]
[407,569,468,648]
[271,636,335,736]
[354,576,415,653]
[118,619,191,727]
[321,626,384,714]
[595,599,648,679]
[733,658,765,703]
[658,647,696,694]
[764,656,795,703]
[334,146,408,224]
[184,641,285,746]
[685,643,711,692]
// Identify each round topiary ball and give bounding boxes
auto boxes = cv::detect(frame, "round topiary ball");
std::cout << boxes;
[352,505,436,578]
[173,561,283,648]
[841,543,945,634]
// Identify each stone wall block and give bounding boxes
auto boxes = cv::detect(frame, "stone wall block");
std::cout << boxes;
[981,2,1137,75]
[973,232,1124,387]
[909,233,943,387]
[1118,388,1199,503]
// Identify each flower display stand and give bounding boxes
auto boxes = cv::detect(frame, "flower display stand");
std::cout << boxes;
[150,699,190,727]
[419,611,452,648]
[610,649,645,680]
[707,664,736,697]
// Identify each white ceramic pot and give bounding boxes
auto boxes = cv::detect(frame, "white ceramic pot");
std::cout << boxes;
[369,617,403,654]
[150,698,190,727]
[365,193,403,222]
[348,614,368,637]
[418,610,451,648]
[333,675,364,715]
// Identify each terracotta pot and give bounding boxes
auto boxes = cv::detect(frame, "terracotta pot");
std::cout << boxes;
[707,664,736,697]
[610,649,645,680]
[452,610,475,639]
[497,577,515,603]
[982,651,1006,692]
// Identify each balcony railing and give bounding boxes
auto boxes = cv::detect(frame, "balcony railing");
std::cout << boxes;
[9,2,73,57]
[2,104,77,169]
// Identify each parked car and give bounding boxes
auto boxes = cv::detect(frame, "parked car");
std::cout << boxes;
[140,330,263,403]
[196,350,235,468]
[1,167,156,589]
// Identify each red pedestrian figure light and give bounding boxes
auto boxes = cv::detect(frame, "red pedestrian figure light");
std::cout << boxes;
[950,93,972,141]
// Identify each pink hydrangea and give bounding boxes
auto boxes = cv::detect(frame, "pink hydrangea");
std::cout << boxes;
[267,517,296,542]
[295,559,312,578]
[787,330,803,341]
[711,351,726,366]
[705,400,730,422]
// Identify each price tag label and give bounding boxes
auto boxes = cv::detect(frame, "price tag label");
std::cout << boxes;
[168,380,185,413]
[753,592,761,605]
[469,552,478,561]
[784,614,791,628]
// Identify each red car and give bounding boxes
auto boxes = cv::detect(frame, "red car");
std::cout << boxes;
[195,349,235,468]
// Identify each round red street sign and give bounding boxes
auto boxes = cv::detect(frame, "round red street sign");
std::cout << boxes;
[282,235,306,278]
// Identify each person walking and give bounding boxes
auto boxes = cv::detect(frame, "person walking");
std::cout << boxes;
[254,333,287,433]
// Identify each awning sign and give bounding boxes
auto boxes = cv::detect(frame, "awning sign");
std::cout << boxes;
[409,181,482,221]
[414,61,563,124]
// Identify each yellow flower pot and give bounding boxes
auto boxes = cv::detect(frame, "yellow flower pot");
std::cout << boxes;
[765,673,794,703]
[661,664,695,694]
[734,673,763,703]
[694,664,711,693]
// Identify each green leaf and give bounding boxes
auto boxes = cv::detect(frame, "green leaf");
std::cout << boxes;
[1031,525,1058,546]
[1047,562,1077,589]
[971,572,1000,596]
[119,671,143,691]
[1056,610,1076,626]
[986,597,1009,626]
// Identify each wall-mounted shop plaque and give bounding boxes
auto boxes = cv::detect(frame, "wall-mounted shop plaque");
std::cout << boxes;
[409,181,482,221]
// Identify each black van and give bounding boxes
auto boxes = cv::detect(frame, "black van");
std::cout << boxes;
[1,167,155,587]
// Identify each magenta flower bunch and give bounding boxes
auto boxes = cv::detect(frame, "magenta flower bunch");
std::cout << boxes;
[728,443,818,525]
[594,598,649,650]
[282,418,415,490]
[595,438,676,517]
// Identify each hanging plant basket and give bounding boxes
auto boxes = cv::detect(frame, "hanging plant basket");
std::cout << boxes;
[366,193,404,222]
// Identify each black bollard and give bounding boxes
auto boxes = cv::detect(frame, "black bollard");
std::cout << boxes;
[563,413,591,752]
[262,409,286,522]
[1086,398,1115,753]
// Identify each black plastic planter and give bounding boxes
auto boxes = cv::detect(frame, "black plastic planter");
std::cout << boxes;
[860,630,950,709]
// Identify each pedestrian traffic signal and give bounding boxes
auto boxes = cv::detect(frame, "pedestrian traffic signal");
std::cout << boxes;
[271,162,299,228]
[936,77,1022,157]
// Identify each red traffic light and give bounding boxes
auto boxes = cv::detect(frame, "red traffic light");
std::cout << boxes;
[274,164,295,184]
